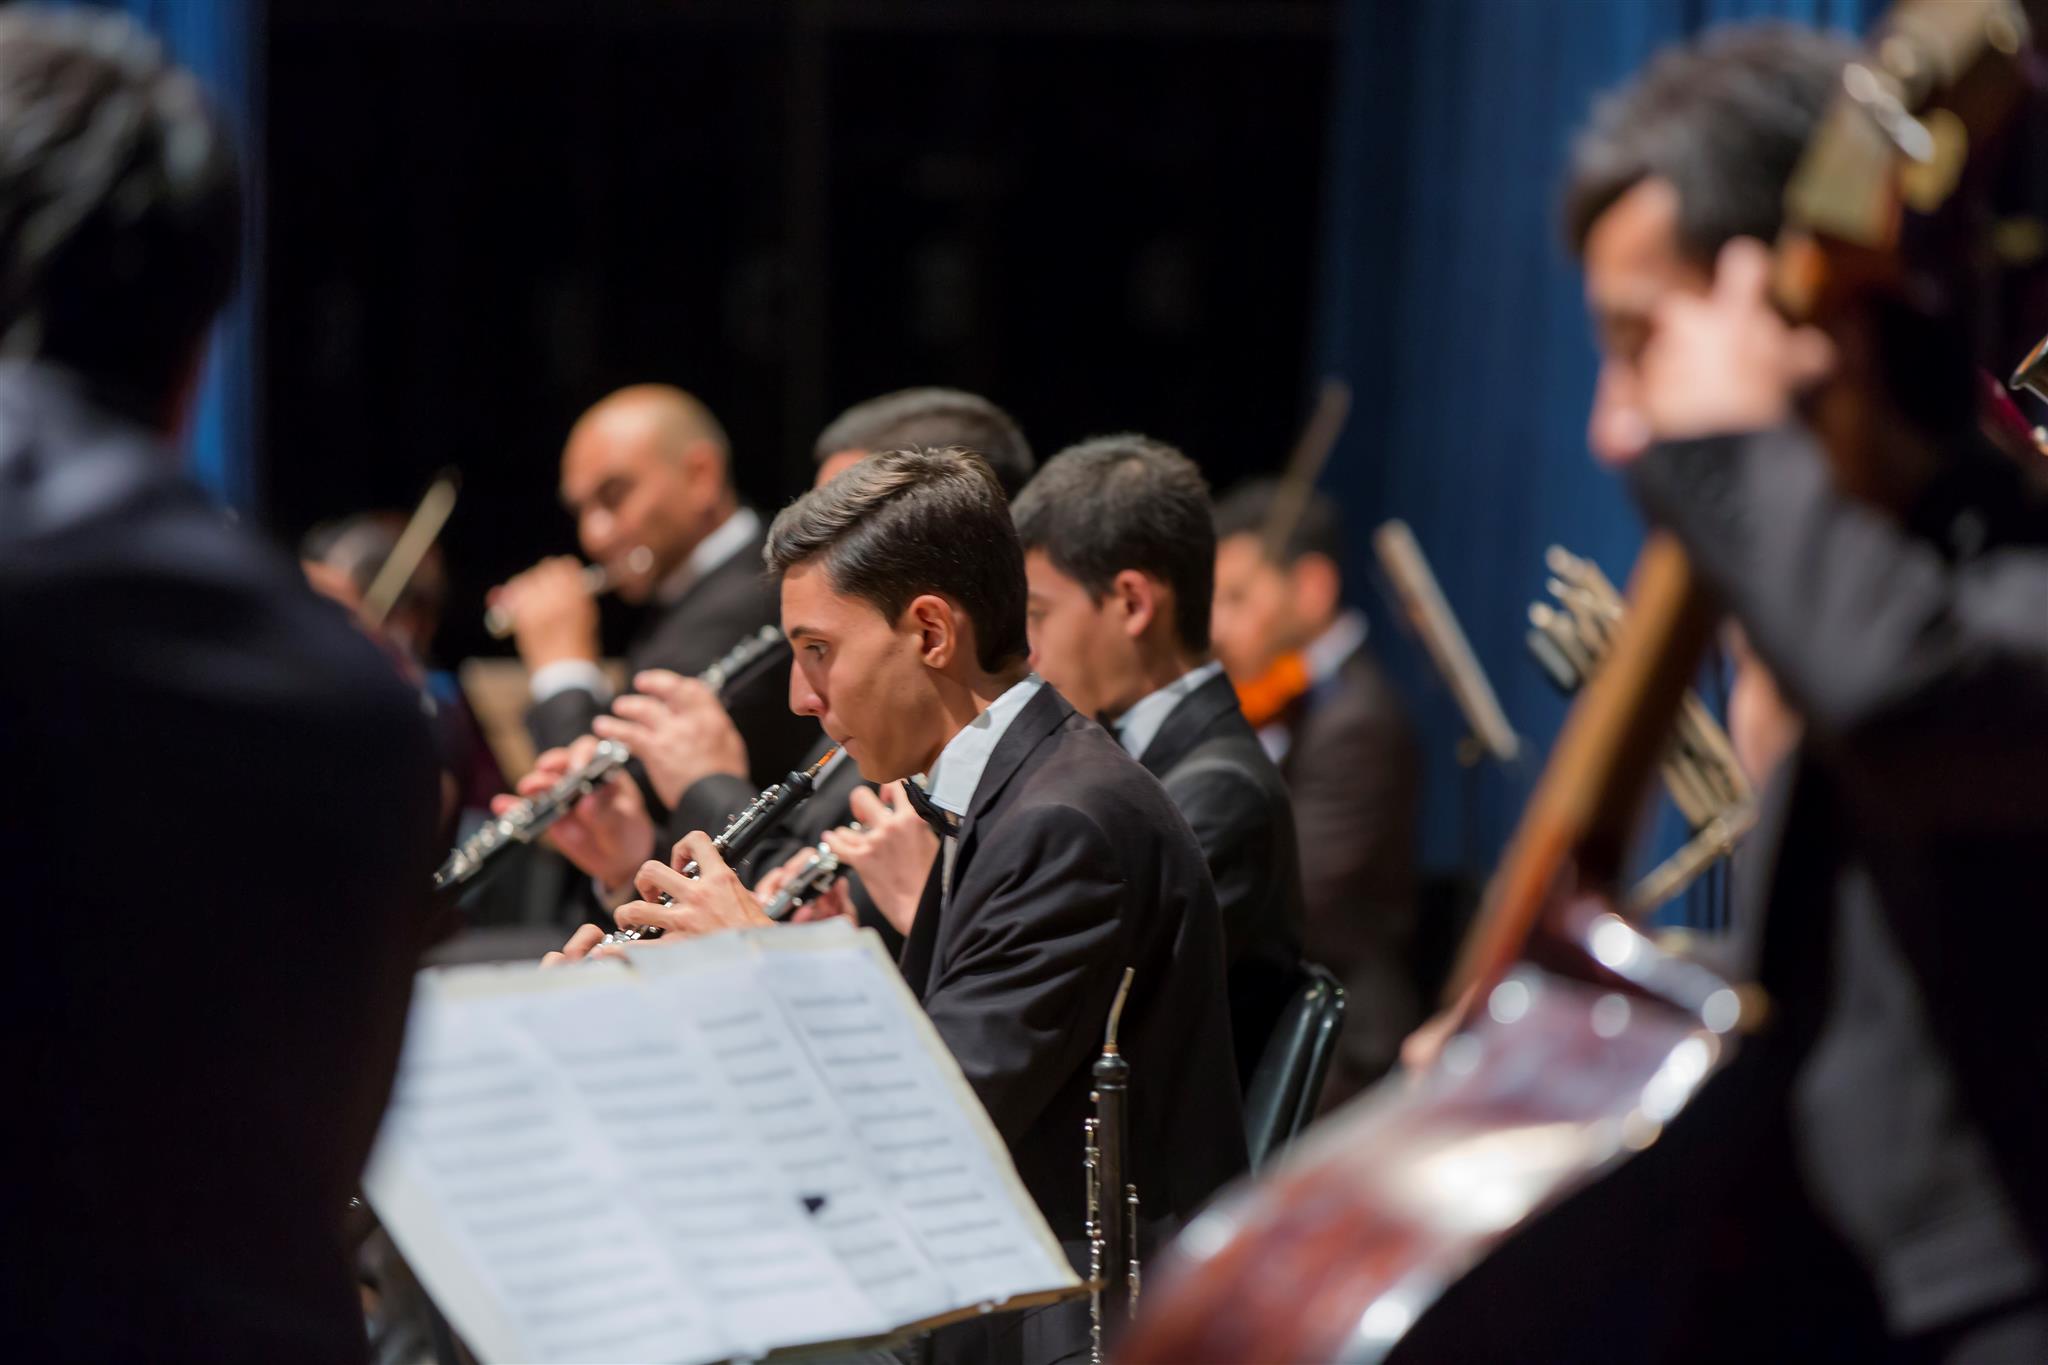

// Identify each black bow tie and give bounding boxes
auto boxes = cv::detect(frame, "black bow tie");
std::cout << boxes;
[900,779,961,838]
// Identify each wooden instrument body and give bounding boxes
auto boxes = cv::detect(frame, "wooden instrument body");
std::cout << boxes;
[1124,906,1738,1365]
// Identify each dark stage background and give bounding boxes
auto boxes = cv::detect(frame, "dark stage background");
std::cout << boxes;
[261,0,1339,670]
[95,0,2048,925]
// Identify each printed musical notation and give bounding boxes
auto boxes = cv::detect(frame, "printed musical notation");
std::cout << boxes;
[363,922,1077,1365]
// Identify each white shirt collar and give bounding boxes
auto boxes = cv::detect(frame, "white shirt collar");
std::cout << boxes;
[1113,659,1226,760]
[920,674,1045,818]
[1303,608,1368,685]
[654,505,761,605]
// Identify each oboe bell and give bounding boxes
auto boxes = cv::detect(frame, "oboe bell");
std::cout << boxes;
[1087,967,1140,1364]
[432,739,631,891]
[600,747,840,946]
[482,546,654,639]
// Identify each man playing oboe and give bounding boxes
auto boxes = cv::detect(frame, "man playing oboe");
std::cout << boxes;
[552,447,1246,1365]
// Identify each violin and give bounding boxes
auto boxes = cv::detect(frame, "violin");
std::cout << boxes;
[1118,4,2040,1360]
[1233,650,1312,727]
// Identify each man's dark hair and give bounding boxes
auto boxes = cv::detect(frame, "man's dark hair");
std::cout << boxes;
[814,387,1035,498]
[1562,24,1856,262]
[765,445,1029,672]
[1011,434,1214,655]
[1213,477,1343,569]
[0,8,242,422]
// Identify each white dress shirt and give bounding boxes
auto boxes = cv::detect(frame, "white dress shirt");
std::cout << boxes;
[1112,659,1226,760]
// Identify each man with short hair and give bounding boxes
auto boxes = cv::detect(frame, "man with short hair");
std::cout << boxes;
[557,447,1246,1365]
[491,383,810,786]
[1011,435,1304,1083]
[1211,479,1420,1103]
[0,11,442,1358]
[812,385,1035,496]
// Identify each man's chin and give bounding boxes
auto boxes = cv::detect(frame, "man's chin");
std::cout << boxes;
[840,740,908,786]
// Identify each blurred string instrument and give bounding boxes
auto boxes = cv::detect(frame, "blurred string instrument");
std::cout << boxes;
[1234,377,1352,727]
[1119,3,2040,1360]
[1372,519,1520,766]
[1527,544,1755,913]
[361,468,460,630]
[432,624,787,891]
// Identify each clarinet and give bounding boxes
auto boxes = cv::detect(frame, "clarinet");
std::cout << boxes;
[1086,967,1140,1364]
[759,822,864,922]
[432,624,788,892]
[599,747,839,945]
[433,739,630,890]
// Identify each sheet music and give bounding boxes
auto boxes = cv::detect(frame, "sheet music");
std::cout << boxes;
[364,922,1078,1365]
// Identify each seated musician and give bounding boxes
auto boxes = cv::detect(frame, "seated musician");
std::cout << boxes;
[1210,481,1422,1102]
[522,387,1033,938]
[1417,24,2048,1361]
[553,447,1247,1365]
[0,11,443,1358]
[1009,434,1305,1084]
[489,383,811,786]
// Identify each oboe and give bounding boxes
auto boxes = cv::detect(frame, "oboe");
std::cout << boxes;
[432,624,788,892]
[433,739,630,891]
[1086,967,1140,1365]
[759,822,863,922]
[482,546,654,639]
[599,747,839,945]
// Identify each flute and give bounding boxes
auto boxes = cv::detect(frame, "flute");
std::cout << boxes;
[483,546,654,639]
[432,624,788,892]
[600,747,839,945]
[760,822,863,922]
[433,739,630,891]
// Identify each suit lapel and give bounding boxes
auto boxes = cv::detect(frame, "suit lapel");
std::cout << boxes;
[900,684,1074,993]
[1134,671,1242,777]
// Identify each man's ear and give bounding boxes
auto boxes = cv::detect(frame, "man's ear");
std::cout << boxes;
[678,438,722,493]
[905,593,960,669]
[1111,569,1160,641]
[1290,552,1343,625]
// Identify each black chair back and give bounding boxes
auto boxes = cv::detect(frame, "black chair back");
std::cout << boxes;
[1242,962,1346,1169]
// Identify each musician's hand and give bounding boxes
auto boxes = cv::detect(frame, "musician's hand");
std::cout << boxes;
[754,846,856,924]
[591,671,749,808]
[1398,985,1476,1077]
[789,878,855,925]
[492,555,600,672]
[613,831,773,939]
[1630,237,1834,457]
[822,783,936,937]
[540,923,623,968]
[499,738,654,889]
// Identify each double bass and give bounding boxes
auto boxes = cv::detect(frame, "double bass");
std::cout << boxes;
[1118,3,2042,1360]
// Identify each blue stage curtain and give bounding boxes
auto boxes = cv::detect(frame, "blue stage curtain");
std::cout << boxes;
[1313,0,1880,924]
[60,0,260,510]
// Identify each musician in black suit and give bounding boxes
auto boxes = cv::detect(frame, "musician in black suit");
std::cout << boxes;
[489,382,809,788]
[525,387,1035,950]
[0,13,443,1359]
[1403,27,2048,1363]
[558,448,1247,1365]
[1212,480,1421,1104]
[1010,434,1305,1083]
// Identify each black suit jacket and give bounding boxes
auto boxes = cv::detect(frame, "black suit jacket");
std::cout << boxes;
[900,684,1247,1365]
[1134,669,1305,1084]
[1629,424,2048,1335]
[1273,640,1420,1103]
[0,364,443,1361]
[524,520,813,791]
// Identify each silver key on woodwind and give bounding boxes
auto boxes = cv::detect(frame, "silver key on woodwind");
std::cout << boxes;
[483,545,654,639]
[599,748,839,946]
[433,740,631,891]
[760,821,863,922]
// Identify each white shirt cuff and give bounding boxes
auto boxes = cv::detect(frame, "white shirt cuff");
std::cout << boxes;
[530,659,611,706]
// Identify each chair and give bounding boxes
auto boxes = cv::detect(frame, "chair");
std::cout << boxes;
[1242,962,1346,1170]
